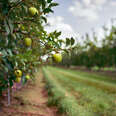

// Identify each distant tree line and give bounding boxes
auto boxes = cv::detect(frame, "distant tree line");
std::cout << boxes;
[61,23,116,69]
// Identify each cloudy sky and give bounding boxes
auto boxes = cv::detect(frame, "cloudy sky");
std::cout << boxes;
[45,0,116,41]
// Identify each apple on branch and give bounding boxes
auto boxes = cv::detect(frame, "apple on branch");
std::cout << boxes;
[53,53,62,63]
[24,37,32,47]
[29,7,38,16]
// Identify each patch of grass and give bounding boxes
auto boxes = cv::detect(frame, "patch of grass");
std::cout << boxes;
[48,67,116,93]
[55,67,116,84]
[42,67,95,116]
[46,66,116,116]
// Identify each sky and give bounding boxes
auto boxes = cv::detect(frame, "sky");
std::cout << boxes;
[45,0,116,42]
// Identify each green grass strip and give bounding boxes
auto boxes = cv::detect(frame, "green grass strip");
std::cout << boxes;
[48,67,116,93]
[47,67,116,116]
[42,67,95,116]
[51,66,116,84]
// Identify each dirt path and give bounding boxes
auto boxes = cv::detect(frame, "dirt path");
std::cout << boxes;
[0,70,60,116]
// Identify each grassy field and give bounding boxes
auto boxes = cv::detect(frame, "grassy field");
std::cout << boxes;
[42,66,116,116]
[92,66,116,72]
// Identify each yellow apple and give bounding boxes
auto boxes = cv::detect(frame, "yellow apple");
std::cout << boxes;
[24,38,32,47]
[15,77,21,83]
[21,25,25,31]
[14,70,22,77]
[29,7,38,16]
[53,53,62,63]
[25,75,30,80]
[18,24,25,31]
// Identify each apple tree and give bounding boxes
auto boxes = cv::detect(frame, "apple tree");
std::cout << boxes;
[0,0,74,98]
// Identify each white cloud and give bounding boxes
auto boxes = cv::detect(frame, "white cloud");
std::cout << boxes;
[45,16,78,39]
[69,0,107,22]
[110,1,116,6]
[82,0,91,6]
[92,0,107,5]
[82,0,107,6]
[69,1,99,21]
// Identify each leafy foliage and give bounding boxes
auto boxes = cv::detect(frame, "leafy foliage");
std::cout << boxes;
[0,0,74,95]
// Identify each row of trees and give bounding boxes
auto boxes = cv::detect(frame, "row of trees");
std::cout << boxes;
[0,0,74,101]
[61,23,116,69]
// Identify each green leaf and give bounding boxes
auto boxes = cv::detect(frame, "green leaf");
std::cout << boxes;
[71,37,75,46]
[2,2,9,15]
[8,19,14,34]
[43,8,54,14]
[39,0,46,9]
[9,78,13,87]
[66,38,70,46]
[49,3,59,7]
[7,49,13,57]
[41,16,47,23]
[4,19,10,34]
[55,31,61,38]
[47,0,52,3]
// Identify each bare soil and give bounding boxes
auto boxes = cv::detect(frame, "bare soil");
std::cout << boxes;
[0,70,61,116]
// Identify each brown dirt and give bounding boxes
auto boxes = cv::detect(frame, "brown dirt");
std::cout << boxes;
[0,70,61,116]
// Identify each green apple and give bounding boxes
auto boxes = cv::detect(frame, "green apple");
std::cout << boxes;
[14,70,22,77]
[29,7,38,16]
[25,75,30,80]
[15,77,21,83]
[20,25,25,31]
[18,24,25,31]
[53,53,62,63]
[24,38,32,47]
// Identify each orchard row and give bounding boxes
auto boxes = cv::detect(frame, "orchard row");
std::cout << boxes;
[0,0,74,97]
